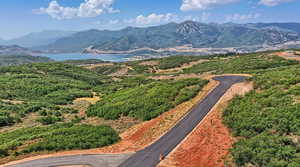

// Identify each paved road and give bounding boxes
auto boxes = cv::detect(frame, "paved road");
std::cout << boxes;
[118,75,246,167]
[4,75,246,167]
[5,154,133,167]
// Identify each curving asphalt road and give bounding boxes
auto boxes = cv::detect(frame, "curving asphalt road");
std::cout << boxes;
[4,154,133,167]
[4,75,246,167]
[118,75,246,167]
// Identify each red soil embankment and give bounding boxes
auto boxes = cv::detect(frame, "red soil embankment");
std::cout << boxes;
[158,81,253,167]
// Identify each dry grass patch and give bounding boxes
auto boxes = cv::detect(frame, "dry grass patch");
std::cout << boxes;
[73,92,100,105]
[81,116,141,134]
[84,63,114,69]
[139,60,159,66]
[273,51,300,61]
[109,66,130,76]
[0,113,40,133]
[157,60,208,74]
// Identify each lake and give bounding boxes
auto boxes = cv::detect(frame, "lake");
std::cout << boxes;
[40,53,131,62]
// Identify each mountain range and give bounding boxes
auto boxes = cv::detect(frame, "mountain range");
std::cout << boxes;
[37,21,300,53]
[1,21,300,53]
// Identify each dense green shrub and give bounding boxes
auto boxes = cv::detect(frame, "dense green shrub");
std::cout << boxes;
[37,116,63,125]
[183,54,298,74]
[231,133,300,167]
[223,65,300,166]
[88,78,208,120]
[93,77,152,95]
[0,63,103,127]
[0,111,15,126]
[0,124,120,157]
[92,64,122,75]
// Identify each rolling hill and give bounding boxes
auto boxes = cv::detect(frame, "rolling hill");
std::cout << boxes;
[0,45,37,55]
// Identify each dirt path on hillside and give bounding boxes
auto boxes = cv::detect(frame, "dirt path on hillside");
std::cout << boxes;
[84,63,114,69]
[273,51,300,61]
[158,81,253,167]
[156,60,208,74]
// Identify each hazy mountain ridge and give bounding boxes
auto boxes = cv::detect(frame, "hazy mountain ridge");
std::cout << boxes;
[0,30,76,48]
[0,54,53,66]
[0,45,53,66]
[0,45,38,55]
[16,21,300,53]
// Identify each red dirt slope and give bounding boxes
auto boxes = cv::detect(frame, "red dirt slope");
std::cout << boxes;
[158,81,253,167]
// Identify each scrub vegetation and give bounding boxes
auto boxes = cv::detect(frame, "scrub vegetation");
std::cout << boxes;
[0,123,119,158]
[223,65,300,167]
[88,78,208,120]
[177,52,300,167]
[0,58,209,160]
[1,51,300,166]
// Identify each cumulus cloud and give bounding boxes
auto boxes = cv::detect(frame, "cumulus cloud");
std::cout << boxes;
[129,13,178,25]
[259,0,295,6]
[225,13,261,22]
[35,0,119,19]
[180,0,239,11]
[200,12,210,22]
[182,13,210,22]
[123,12,211,27]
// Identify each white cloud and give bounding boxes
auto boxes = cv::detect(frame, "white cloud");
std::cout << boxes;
[181,0,239,11]
[124,13,211,27]
[133,13,179,25]
[108,19,120,25]
[259,0,295,6]
[200,12,210,22]
[35,0,119,19]
[225,13,261,22]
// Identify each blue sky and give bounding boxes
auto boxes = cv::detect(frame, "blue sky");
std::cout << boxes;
[0,0,299,39]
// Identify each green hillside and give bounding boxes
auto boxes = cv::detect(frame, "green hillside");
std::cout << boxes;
[0,60,209,161]
[0,55,53,66]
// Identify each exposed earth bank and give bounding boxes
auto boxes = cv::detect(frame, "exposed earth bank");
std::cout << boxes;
[158,81,253,167]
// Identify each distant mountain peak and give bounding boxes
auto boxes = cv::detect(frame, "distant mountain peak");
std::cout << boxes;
[176,21,205,34]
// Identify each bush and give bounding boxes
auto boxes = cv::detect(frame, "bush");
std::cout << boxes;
[223,65,300,166]
[0,124,120,157]
[37,116,63,125]
[88,78,208,120]
[0,111,15,127]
